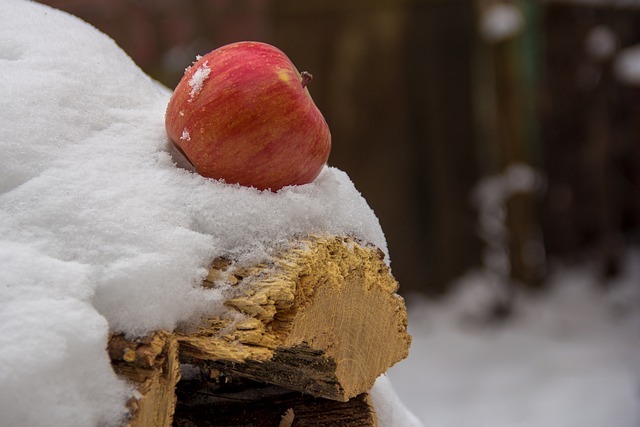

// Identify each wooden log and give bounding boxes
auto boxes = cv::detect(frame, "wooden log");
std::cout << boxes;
[109,331,180,427]
[173,376,377,427]
[109,236,409,424]
[176,236,411,402]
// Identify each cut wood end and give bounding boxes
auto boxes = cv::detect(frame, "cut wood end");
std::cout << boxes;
[282,236,411,399]
[178,236,411,401]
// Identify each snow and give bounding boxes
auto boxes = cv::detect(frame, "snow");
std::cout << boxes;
[391,165,639,426]
[479,3,524,43]
[585,26,617,61]
[0,1,389,425]
[389,251,640,427]
[472,163,545,282]
[614,44,640,86]
[188,61,211,100]
[370,375,425,427]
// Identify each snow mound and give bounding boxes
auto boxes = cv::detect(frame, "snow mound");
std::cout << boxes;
[0,1,387,425]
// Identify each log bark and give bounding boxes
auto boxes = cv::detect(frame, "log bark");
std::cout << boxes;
[173,377,378,427]
[176,236,411,402]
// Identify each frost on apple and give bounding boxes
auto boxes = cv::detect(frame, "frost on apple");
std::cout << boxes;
[188,61,211,100]
[180,129,191,142]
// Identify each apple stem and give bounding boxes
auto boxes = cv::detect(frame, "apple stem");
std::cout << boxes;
[301,71,313,88]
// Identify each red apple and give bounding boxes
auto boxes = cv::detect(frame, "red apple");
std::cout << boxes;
[165,41,331,191]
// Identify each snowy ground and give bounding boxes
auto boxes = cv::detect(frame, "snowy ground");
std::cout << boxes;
[389,252,640,427]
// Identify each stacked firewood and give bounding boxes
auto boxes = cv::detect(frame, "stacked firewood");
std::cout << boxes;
[109,236,411,426]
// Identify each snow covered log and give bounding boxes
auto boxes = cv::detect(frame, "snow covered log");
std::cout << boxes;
[109,236,409,425]
[177,236,411,402]
[109,331,181,427]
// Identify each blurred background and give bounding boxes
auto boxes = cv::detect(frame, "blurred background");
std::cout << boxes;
[34,1,640,425]
[35,0,640,300]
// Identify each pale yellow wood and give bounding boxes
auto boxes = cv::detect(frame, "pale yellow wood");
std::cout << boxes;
[176,236,411,402]
[109,331,180,427]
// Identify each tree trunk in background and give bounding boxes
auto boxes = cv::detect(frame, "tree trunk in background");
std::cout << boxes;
[405,0,483,295]
[541,3,640,273]
[473,0,546,290]
[272,0,482,295]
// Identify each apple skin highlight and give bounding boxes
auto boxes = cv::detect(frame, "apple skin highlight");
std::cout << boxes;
[165,41,331,191]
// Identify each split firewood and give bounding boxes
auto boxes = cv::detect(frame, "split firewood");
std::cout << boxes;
[176,235,411,402]
[109,331,180,427]
[109,235,410,425]
[173,376,378,427]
